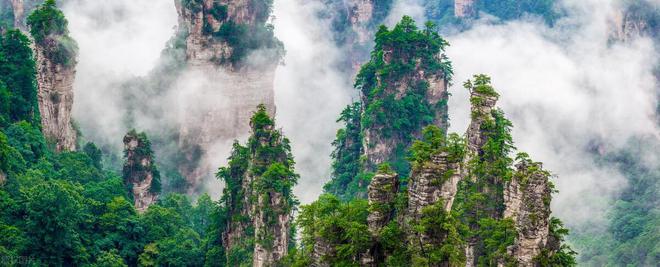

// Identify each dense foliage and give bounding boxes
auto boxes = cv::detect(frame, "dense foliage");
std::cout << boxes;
[26,0,78,66]
[297,75,576,266]
[325,16,453,200]
[0,30,39,125]
[0,29,221,266]
[323,102,364,200]
[216,104,299,266]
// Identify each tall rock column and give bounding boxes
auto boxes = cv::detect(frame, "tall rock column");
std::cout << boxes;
[358,17,452,173]
[503,156,552,266]
[174,0,282,191]
[122,130,161,213]
[362,168,399,265]
[219,105,297,266]
[27,0,78,152]
[407,151,462,221]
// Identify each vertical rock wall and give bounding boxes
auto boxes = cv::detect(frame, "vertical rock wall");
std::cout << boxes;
[34,42,77,152]
[362,55,449,170]
[220,107,296,266]
[122,131,159,212]
[503,159,552,266]
[174,0,278,190]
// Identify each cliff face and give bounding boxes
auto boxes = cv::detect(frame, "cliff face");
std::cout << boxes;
[358,17,452,174]
[454,0,476,18]
[407,151,461,220]
[29,1,78,152]
[218,106,297,266]
[34,43,77,152]
[174,0,280,190]
[361,58,449,170]
[503,158,552,266]
[122,131,160,213]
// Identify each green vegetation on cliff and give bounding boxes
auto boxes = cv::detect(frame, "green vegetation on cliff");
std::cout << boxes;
[26,0,78,66]
[0,29,219,266]
[294,74,576,266]
[326,16,453,201]
[0,30,39,125]
[216,104,298,266]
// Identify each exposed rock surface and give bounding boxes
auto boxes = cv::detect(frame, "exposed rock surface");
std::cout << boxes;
[311,237,333,267]
[122,131,159,213]
[29,2,79,153]
[465,88,498,160]
[34,42,77,152]
[362,54,449,170]
[348,0,373,44]
[407,152,461,220]
[454,0,476,18]
[503,159,552,266]
[367,171,399,233]
[221,106,296,266]
[174,0,278,190]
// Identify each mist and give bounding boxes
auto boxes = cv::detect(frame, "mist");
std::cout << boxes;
[60,0,659,244]
[64,0,177,156]
[445,0,658,239]
[272,0,355,204]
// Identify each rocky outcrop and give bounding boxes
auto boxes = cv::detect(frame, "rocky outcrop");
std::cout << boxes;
[465,83,499,160]
[454,0,476,18]
[0,171,5,186]
[28,0,78,152]
[608,2,658,42]
[253,191,291,266]
[347,0,373,44]
[174,0,280,190]
[122,131,160,213]
[220,106,297,266]
[367,171,399,233]
[362,53,449,171]
[407,152,461,220]
[34,43,77,152]
[503,158,552,266]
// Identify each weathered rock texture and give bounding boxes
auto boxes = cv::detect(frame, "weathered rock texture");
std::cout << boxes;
[174,0,279,190]
[407,152,461,220]
[221,107,296,266]
[465,87,498,162]
[362,54,449,171]
[34,42,77,152]
[454,0,476,18]
[367,171,399,233]
[29,2,79,153]
[503,159,552,266]
[608,5,656,42]
[122,131,159,213]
